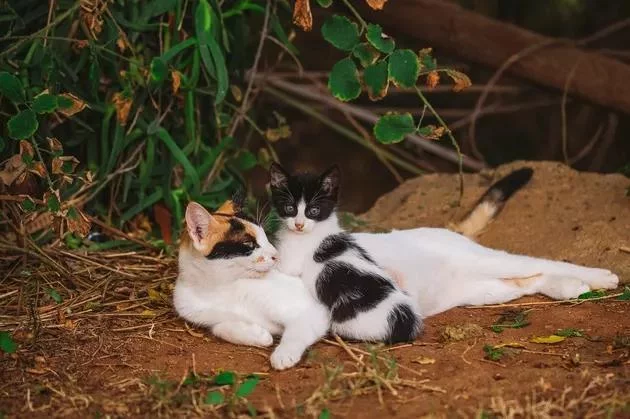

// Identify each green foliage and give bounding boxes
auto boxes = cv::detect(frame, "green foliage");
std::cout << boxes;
[363,61,389,101]
[388,49,420,88]
[0,332,16,353]
[352,43,380,67]
[556,328,584,337]
[317,0,334,7]
[328,57,361,101]
[483,344,504,361]
[0,72,25,104]
[214,371,236,386]
[490,310,530,333]
[618,287,630,301]
[321,15,360,51]
[319,408,331,419]
[31,94,58,113]
[374,113,415,144]
[204,391,225,405]
[366,24,395,54]
[578,290,606,300]
[8,110,38,140]
[235,376,259,397]
[47,288,63,304]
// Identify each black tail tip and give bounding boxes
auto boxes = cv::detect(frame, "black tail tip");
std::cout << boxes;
[490,167,534,201]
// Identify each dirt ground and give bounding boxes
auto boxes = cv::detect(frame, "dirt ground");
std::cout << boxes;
[1,161,629,418]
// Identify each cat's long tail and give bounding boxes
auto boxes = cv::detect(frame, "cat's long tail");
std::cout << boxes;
[451,167,534,239]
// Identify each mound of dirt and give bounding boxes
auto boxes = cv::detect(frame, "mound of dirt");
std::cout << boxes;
[361,161,630,283]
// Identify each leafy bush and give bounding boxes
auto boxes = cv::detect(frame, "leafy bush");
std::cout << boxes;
[0,0,468,245]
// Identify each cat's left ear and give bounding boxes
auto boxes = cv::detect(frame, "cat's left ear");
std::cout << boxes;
[269,163,289,189]
[231,189,246,211]
[320,165,340,195]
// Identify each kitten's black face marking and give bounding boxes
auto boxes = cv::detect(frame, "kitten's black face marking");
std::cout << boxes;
[269,163,340,222]
[205,217,259,260]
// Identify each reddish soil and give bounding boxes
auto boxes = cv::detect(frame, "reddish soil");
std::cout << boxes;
[1,161,629,418]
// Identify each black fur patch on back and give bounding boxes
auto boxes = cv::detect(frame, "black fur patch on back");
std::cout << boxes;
[386,304,422,344]
[316,262,395,323]
[313,233,375,264]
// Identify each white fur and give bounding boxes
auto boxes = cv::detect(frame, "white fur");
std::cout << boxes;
[276,212,620,318]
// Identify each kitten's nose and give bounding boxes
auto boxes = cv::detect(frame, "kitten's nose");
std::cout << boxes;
[295,222,304,231]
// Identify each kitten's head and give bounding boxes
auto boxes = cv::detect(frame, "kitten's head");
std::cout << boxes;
[269,163,340,234]
[183,200,278,276]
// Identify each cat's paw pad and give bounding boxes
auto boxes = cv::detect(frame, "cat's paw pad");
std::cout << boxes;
[270,345,303,370]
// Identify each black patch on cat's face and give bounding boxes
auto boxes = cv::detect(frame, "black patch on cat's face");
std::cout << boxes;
[205,217,259,259]
[269,163,340,221]
[315,262,395,323]
[313,233,375,264]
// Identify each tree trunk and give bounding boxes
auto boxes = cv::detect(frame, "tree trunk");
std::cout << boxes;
[359,0,630,115]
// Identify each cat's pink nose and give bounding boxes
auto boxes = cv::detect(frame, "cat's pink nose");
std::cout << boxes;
[295,222,304,231]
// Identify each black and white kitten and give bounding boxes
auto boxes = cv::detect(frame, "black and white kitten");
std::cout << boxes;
[270,163,422,344]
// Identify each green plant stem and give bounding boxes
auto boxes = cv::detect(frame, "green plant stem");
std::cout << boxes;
[31,137,55,191]
[266,86,422,176]
[415,86,464,203]
[341,0,368,32]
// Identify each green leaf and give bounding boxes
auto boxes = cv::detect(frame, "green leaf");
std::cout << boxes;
[162,37,198,62]
[352,43,380,68]
[556,328,583,338]
[0,331,17,354]
[373,113,415,144]
[578,290,606,300]
[204,391,225,405]
[328,57,361,102]
[617,287,630,301]
[0,71,26,104]
[234,151,257,171]
[150,57,168,83]
[321,15,359,51]
[47,288,63,304]
[155,128,200,193]
[195,0,228,104]
[317,0,333,7]
[366,24,395,54]
[235,376,259,397]
[47,193,60,212]
[214,371,236,385]
[363,61,388,101]
[32,94,58,113]
[483,344,504,361]
[388,49,420,88]
[57,95,74,109]
[8,110,38,140]
[319,408,331,419]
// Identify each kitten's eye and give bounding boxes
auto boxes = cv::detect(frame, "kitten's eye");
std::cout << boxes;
[284,204,295,213]
[244,241,256,249]
[307,206,320,217]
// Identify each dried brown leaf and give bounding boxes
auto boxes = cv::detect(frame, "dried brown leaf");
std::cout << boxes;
[426,71,440,90]
[171,71,182,95]
[116,37,126,52]
[52,156,80,175]
[446,69,472,92]
[29,161,47,178]
[230,85,243,102]
[112,92,133,126]
[47,137,63,154]
[265,125,292,142]
[293,0,313,31]
[0,155,27,186]
[58,93,87,117]
[19,140,34,158]
[25,213,54,235]
[67,208,91,237]
[366,0,388,10]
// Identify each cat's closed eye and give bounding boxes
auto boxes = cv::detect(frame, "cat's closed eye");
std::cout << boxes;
[307,206,320,217]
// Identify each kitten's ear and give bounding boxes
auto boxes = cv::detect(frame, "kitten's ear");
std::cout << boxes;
[320,164,340,195]
[185,202,216,250]
[269,162,289,189]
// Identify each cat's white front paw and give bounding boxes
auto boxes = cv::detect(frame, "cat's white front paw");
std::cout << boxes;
[252,328,274,347]
[270,344,303,370]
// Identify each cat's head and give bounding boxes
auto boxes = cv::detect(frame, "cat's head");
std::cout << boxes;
[183,199,278,276]
[269,163,340,234]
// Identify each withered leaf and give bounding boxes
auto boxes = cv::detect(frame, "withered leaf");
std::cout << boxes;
[66,207,91,237]
[112,92,133,126]
[265,125,292,142]
[446,69,472,92]
[58,93,87,117]
[52,156,80,175]
[0,154,27,186]
[19,140,34,158]
[230,85,243,102]
[29,161,47,178]
[426,70,440,89]
[293,0,313,31]
[366,0,388,10]
[47,137,63,154]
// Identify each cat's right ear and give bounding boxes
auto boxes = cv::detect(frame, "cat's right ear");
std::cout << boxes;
[269,163,289,189]
[185,202,217,250]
